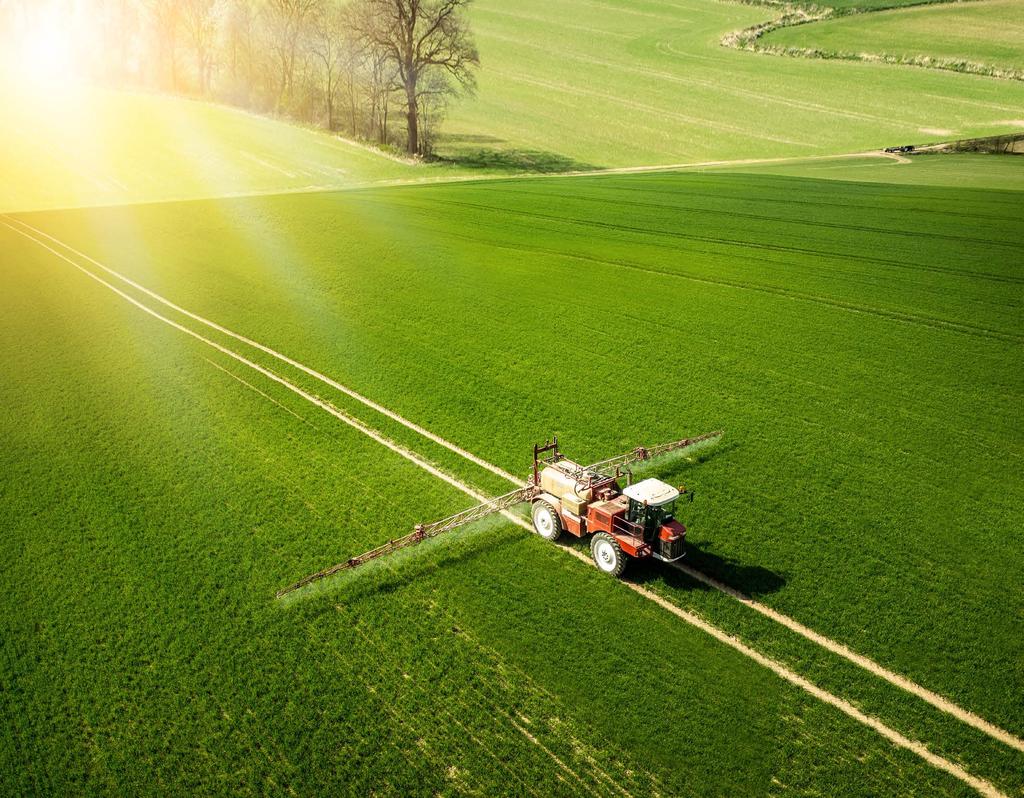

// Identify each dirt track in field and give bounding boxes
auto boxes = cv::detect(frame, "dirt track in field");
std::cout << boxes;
[671,560,1024,755]
[5,218,518,486]
[3,217,1017,797]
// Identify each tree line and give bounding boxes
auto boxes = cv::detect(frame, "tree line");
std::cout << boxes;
[30,0,480,156]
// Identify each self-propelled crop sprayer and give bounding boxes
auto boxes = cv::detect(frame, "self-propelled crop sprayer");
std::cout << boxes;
[277,431,722,597]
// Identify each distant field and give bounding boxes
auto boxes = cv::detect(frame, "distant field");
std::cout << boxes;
[4,166,1022,794]
[440,0,1024,168]
[764,0,1024,74]
[3,0,1024,214]
[0,83,434,212]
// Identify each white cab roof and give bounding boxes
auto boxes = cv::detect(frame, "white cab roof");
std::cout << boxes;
[622,478,679,506]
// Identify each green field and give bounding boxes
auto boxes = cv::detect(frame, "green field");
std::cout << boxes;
[4,0,1024,214]
[437,0,1024,168]
[4,0,1024,793]
[3,209,998,797]
[4,162,1023,794]
[764,0,1024,75]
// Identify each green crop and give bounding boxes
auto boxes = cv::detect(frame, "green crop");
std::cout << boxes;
[4,162,1021,794]
[2,1,1023,789]
[3,201,996,794]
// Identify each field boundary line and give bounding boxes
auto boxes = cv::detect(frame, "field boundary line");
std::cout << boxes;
[9,216,1024,758]
[1,150,907,216]
[2,216,519,486]
[6,221,1013,798]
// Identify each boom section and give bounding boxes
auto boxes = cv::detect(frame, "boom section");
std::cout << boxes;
[584,430,723,474]
[275,485,532,598]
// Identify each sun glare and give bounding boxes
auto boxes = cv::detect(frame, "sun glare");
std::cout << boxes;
[1,5,83,89]
[20,24,72,82]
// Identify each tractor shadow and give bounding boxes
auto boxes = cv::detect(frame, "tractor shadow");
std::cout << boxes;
[626,541,787,599]
[623,439,787,598]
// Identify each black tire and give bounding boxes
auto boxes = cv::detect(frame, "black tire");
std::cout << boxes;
[590,532,626,577]
[532,501,562,542]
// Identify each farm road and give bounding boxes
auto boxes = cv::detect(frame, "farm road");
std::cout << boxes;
[2,216,1017,798]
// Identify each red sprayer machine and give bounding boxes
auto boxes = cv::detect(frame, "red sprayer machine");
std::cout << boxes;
[277,431,722,596]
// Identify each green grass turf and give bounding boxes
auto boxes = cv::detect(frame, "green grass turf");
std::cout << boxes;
[0,82,442,213]
[440,0,1024,168]
[0,219,990,795]
[764,0,1024,74]
[5,165,1022,792]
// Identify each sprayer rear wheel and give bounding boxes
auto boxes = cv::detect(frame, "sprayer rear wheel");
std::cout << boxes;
[591,533,626,577]
[532,501,562,542]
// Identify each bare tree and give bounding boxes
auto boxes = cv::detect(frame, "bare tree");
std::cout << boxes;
[97,0,138,82]
[223,0,255,92]
[356,0,478,155]
[366,42,397,144]
[336,4,368,138]
[147,0,183,91]
[263,0,322,112]
[306,1,350,129]
[182,0,219,94]
[416,68,453,155]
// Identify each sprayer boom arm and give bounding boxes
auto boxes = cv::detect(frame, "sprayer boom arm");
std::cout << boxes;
[275,485,532,597]
[584,430,723,474]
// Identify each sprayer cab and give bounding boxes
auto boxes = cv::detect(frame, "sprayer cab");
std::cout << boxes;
[623,478,687,553]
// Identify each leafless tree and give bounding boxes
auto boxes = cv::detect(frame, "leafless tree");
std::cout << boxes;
[96,0,138,82]
[147,0,183,91]
[355,0,478,155]
[416,68,453,155]
[336,5,368,138]
[306,1,351,129]
[223,0,255,91]
[263,0,322,112]
[366,42,397,144]
[182,0,219,94]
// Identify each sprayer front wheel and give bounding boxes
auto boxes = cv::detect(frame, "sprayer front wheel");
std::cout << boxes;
[532,501,562,542]
[591,532,626,577]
